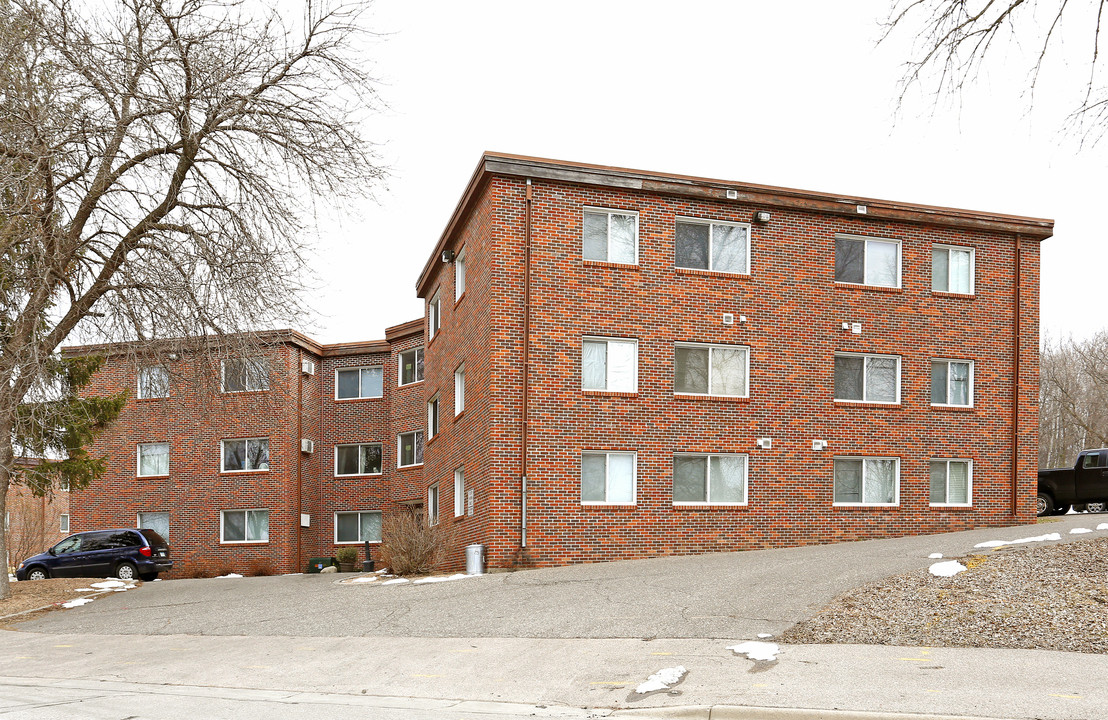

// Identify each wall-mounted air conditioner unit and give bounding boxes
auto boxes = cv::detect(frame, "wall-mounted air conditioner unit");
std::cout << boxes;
[301,359,316,376]
[300,438,314,454]
[756,438,772,450]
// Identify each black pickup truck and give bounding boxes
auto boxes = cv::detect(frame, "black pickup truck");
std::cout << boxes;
[1038,449,1108,516]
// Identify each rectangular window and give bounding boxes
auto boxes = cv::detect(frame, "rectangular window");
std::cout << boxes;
[137,511,169,540]
[137,366,169,399]
[672,453,748,505]
[427,396,440,438]
[930,459,972,506]
[582,337,638,392]
[398,431,424,468]
[834,235,901,288]
[932,245,975,294]
[335,511,382,543]
[428,484,440,525]
[675,219,751,274]
[336,366,383,399]
[221,358,269,392]
[834,353,900,404]
[59,514,70,533]
[399,348,425,386]
[583,208,638,264]
[455,248,466,300]
[335,444,383,476]
[137,442,169,477]
[428,291,441,339]
[221,509,269,543]
[675,343,749,397]
[221,438,270,473]
[931,359,973,407]
[454,365,465,415]
[454,468,465,517]
[833,457,900,506]
[581,451,636,505]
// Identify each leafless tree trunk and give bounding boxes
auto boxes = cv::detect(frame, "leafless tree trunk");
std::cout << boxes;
[1039,334,1108,468]
[0,0,384,598]
[882,1,1108,144]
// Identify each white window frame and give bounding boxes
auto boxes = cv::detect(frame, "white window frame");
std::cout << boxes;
[334,510,383,544]
[832,456,901,507]
[834,233,902,289]
[333,443,383,477]
[59,514,69,533]
[930,458,973,507]
[580,451,638,506]
[428,483,440,525]
[455,247,466,301]
[582,207,639,265]
[220,509,269,544]
[137,511,169,539]
[834,352,902,405]
[220,437,270,473]
[674,217,752,274]
[220,358,270,393]
[397,430,424,468]
[427,395,440,438]
[674,342,751,398]
[398,347,425,387]
[454,364,466,416]
[581,336,639,393]
[428,290,442,339]
[672,452,749,506]
[137,442,169,477]
[932,243,976,295]
[454,468,465,517]
[931,359,975,408]
[335,366,384,400]
[137,366,169,399]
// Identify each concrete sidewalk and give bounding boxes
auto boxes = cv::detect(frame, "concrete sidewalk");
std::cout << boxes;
[0,632,1102,719]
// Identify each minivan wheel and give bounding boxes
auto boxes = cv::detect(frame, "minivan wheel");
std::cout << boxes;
[1036,492,1053,517]
[1088,502,1107,513]
[115,562,138,581]
[27,567,48,581]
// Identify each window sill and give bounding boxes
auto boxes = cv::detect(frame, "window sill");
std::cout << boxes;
[220,541,270,545]
[426,435,439,446]
[136,474,170,480]
[398,380,424,389]
[220,389,271,395]
[931,291,975,299]
[454,409,468,423]
[672,502,749,508]
[930,504,974,509]
[674,393,750,402]
[136,397,169,402]
[581,502,638,508]
[583,389,638,398]
[833,282,903,294]
[832,503,900,509]
[675,267,751,280]
[220,470,271,476]
[334,473,383,479]
[334,540,382,545]
[583,259,641,271]
[454,292,466,307]
[397,464,424,471]
[335,397,384,403]
[426,332,440,349]
[834,401,902,409]
[931,404,975,412]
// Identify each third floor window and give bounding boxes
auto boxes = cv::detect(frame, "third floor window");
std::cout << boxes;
[583,208,638,265]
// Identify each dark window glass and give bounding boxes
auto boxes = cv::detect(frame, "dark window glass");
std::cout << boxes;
[675,346,709,394]
[834,356,864,401]
[336,369,360,399]
[675,222,710,270]
[835,238,864,283]
[140,529,167,550]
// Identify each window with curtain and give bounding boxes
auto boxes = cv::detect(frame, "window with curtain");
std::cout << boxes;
[834,458,899,505]
[672,454,748,504]
[335,511,382,543]
[582,337,637,392]
[583,209,638,264]
[137,443,169,476]
[675,343,749,396]
[581,452,636,504]
[932,245,975,294]
[675,219,750,274]
[930,459,972,505]
[336,366,383,399]
[931,360,973,406]
[138,366,169,399]
[221,509,269,542]
[834,354,899,403]
[335,444,382,476]
[835,236,900,288]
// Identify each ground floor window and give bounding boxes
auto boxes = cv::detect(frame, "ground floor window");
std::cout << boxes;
[673,453,747,505]
[454,469,465,517]
[930,459,972,506]
[59,514,69,533]
[833,457,899,505]
[429,484,440,525]
[137,511,169,539]
[221,509,269,543]
[581,451,636,504]
[335,511,382,543]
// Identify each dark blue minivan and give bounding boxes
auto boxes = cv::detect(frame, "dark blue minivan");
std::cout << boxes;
[15,528,173,582]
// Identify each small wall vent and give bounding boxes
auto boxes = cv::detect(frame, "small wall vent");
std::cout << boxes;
[812,439,828,451]
[756,437,773,450]
[726,189,739,200]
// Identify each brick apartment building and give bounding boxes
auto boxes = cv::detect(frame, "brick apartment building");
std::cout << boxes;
[64,153,1053,573]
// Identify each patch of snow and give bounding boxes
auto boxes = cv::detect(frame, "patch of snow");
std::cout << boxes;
[351,576,378,583]
[412,573,469,584]
[375,568,390,575]
[1099,523,1108,531]
[974,533,1061,548]
[728,641,780,662]
[381,578,408,585]
[90,580,127,589]
[929,560,967,577]
[635,666,686,694]
[75,588,94,592]
[928,553,943,559]
[61,598,94,609]
[214,573,243,579]
[1070,528,1093,535]
[153,578,161,582]
[757,633,773,638]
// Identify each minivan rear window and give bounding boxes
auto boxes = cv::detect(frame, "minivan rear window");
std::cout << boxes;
[140,528,167,549]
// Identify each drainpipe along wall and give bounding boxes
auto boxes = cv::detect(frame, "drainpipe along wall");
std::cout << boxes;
[521,178,533,549]
[1011,234,1022,517]
[296,348,304,570]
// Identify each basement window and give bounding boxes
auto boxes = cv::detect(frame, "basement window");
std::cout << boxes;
[930,459,972,506]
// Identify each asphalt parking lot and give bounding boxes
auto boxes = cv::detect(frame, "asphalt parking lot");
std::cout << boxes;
[17,513,1102,639]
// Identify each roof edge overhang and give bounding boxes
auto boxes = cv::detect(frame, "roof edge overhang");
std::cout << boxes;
[415,152,1055,296]
[61,329,394,359]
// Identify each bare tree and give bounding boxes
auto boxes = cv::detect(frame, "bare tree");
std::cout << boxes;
[1039,333,1108,468]
[882,1,1108,144]
[0,0,383,598]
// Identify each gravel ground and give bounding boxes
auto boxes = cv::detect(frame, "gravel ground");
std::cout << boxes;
[0,578,104,626]
[781,535,1108,654]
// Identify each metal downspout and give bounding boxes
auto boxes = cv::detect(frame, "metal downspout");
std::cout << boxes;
[1011,234,1022,517]
[522,179,533,549]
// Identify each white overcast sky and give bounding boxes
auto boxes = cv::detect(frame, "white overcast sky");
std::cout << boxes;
[303,0,1102,345]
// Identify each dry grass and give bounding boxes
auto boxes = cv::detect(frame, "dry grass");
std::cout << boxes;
[0,578,110,627]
